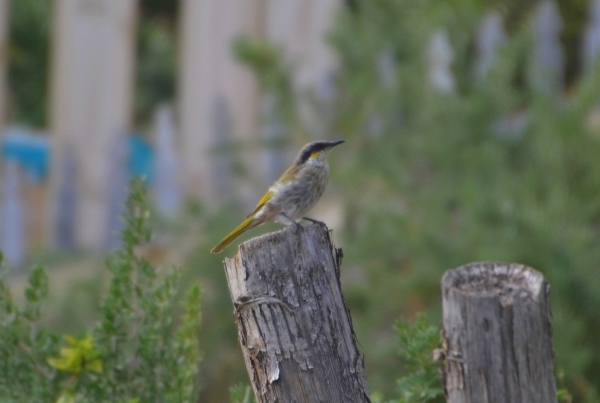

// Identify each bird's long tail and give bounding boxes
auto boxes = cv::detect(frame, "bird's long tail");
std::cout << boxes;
[210,216,256,254]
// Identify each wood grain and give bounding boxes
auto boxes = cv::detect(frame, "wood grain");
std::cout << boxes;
[441,262,557,403]
[223,223,371,403]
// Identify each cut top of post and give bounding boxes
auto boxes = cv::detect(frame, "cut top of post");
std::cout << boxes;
[441,262,557,403]
[223,224,371,403]
[441,262,545,300]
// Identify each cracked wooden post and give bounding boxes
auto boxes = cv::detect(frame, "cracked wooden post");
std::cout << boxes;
[441,262,557,403]
[223,223,371,403]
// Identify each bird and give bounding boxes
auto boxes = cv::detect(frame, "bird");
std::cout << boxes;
[210,140,345,253]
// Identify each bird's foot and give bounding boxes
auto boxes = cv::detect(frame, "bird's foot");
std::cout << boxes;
[291,221,303,233]
[281,212,303,230]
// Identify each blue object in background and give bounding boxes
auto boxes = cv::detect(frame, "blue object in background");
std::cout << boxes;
[1,127,50,182]
[1,129,155,185]
[128,133,155,184]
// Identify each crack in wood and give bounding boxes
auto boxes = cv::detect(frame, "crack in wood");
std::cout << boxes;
[223,224,371,403]
[441,262,557,403]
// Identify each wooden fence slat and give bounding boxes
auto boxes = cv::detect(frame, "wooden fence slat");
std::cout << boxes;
[49,0,137,250]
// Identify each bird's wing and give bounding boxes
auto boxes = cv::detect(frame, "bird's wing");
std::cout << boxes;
[278,163,301,184]
[246,163,301,219]
[246,189,274,218]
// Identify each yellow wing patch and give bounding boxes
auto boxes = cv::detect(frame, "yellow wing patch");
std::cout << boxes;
[247,190,274,218]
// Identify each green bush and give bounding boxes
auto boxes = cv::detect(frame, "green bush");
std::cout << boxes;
[229,384,255,403]
[369,315,443,403]
[0,263,59,402]
[231,1,600,401]
[391,316,443,403]
[0,180,202,402]
[329,3,600,400]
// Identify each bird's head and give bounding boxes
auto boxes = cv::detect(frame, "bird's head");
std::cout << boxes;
[296,140,345,165]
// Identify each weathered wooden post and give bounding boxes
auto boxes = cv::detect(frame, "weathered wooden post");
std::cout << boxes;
[223,223,371,403]
[441,262,557,403]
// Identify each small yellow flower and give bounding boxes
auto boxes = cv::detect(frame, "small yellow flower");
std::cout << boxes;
[48,335,103,374]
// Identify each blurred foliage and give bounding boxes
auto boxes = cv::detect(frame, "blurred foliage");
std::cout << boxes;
[135,20,177,126]
[5,0,600,401]
[224,0,600,401]
[0,261,60,401]
[234,36,295,120]
[140,0,179,20]
[8,0,51,128]
[47,334,103,374]
[7,0,178,128]
[233,36,297,156]
[3,0,588,128]
[229,384,255,403]
[556,0,588,84]
[492,0,538,32]
[0,181,203,402]
[89,179,202,402]
[327,1,600,401]
[186,207,265,403]
[391,316,443,403]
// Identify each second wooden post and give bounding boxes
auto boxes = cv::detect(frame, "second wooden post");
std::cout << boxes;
[441,262,557,403]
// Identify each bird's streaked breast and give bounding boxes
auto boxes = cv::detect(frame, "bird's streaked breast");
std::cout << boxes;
[269,160,329,221]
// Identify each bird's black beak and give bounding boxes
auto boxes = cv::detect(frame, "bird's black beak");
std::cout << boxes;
[328,140,345,148]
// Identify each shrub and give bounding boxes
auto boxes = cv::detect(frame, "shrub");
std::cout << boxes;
[0,180,202,402]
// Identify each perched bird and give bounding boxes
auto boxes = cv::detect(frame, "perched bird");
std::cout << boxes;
[210,140,344,253]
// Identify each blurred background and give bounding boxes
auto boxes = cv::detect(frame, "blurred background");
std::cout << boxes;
[1,0,600,401]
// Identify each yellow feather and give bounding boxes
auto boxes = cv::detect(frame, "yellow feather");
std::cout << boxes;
[247,190,274,218]
[210,216,256,254]
[211,150,307,253]
[212,188,276,253]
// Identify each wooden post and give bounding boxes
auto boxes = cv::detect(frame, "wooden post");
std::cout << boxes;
[223,224,371,403]
[441,262,557,403]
